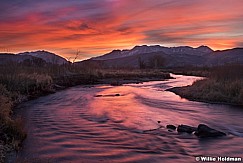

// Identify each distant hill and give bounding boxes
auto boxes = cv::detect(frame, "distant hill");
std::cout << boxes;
[0,50,68,65]
[0,53,46,66]
[0,53,32,64]
[76,45,243,68]
[18,50,68,65]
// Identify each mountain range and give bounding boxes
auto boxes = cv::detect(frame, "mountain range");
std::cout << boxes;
[78,45,243,68]
[1,45,243,68]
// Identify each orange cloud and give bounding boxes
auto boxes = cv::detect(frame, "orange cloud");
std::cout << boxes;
[0,0,243,60]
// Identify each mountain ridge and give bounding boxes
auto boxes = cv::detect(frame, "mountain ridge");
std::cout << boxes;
[79,45,243,68]
[1,45,243,68]
[92,45,214,61]
[18,50,68,65]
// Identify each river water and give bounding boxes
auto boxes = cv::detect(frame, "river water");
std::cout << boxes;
[14,74,243,163]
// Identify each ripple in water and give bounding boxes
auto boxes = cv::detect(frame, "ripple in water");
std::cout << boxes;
[14,74,243,163]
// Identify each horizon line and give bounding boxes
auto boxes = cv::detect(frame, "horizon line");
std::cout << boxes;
[1,44,243,62]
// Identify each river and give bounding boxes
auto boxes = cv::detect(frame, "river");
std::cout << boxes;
[13,74,243,163]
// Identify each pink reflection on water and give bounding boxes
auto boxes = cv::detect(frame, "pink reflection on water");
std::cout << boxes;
[88,75,203,130]
[17,74,243,162]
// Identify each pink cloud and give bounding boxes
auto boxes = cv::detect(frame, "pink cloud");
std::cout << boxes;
[0,0,243,59]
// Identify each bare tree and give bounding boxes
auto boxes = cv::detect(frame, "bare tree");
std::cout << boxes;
[72,50,81,63]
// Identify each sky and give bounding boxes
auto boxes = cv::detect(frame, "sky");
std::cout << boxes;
[0,0,243,60]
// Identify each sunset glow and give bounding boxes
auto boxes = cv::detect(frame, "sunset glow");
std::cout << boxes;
[0,0,243,60]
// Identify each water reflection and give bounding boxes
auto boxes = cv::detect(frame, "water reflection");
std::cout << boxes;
[16,74,243,163]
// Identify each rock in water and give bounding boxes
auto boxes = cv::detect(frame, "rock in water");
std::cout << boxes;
[195,124,226,138]
[166,125,176,130]
[94,95,103,97]
[177,125,197,133]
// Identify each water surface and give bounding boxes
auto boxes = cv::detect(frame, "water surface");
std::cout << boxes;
[15,74,243,162]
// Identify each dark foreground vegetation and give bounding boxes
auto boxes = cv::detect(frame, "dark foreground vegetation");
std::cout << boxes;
[0,62,171,162]
[170,64,243,106]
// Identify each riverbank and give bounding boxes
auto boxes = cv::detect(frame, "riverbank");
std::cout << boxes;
[0,68,171,162]
[168,65,243,107]
[0,85,27,163]
[168,83,243,107]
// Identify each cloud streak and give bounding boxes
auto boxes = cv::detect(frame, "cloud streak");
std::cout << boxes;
[0,0,243,60]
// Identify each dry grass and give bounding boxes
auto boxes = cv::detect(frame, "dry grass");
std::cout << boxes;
[0,85,26,162]
[96,69,171,79]
[174,79,243,105]
[0,73,53,95]
[0,85,12,122]
[171,64,243,106]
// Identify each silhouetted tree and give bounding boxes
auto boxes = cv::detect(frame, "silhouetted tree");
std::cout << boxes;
[138,56,146,69]
[148,55,165,69]
[73,50,81,63]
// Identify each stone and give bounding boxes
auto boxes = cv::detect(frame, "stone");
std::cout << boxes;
[177,125,197,133]
[194,124,226,138]
[166,125,176,130]
[94,95,103,97]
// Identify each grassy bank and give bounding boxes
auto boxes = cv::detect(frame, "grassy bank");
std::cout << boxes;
[0,70,53,162]
[170,65,243,106]
[0,85,27,162]
[0,64,171,162]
